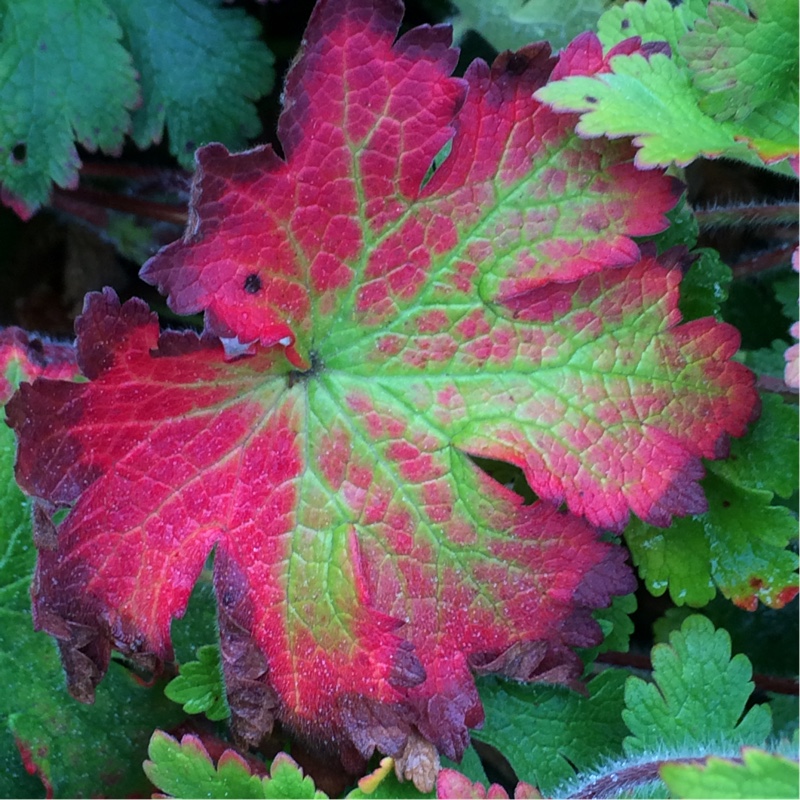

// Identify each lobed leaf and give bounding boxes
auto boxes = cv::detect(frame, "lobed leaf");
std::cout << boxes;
[535,0,799,170]
[164,644,229,721]
[660,748,800,799]
[0,0,273,217]
[473,670,628,795]
[623,615,772,756]
[0,0,138,218]
[144,731,327,799]
[104,0,274,169]
[8,0,758,783]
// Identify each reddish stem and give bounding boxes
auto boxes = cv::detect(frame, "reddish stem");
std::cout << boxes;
[568,757,709,799]
[52,185,188,225]
[597,651,799,695]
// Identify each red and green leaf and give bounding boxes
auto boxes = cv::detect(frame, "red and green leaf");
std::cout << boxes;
[7,0,757,785]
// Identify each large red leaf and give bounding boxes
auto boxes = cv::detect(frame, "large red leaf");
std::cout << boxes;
[7,0,757,786]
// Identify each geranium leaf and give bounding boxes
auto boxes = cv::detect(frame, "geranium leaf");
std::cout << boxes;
[0,0,139,218]
[472,670,628,795]
[623,615,772,756]
[535,0,799,170]
[103,0,274,168]
[679,0,799,124]
[660,749,800,799]
[8,0,757,785]
[144,732,328,799]
[165,644,229,721]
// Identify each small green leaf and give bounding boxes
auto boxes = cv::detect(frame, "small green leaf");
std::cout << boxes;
[104,0,274,168]
[0,0,139,217]
[708,392,798,499]
[144,732,328,799]
[536,0,798,170]
[165,644,229,721]
[623,615,772,756]
[581,593,638,669]
[679,248,732,321]
[661,748,800,799]
[741,342,791,383]
[473,670,628,795]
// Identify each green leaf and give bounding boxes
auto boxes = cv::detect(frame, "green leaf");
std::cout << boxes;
[449,0,607,53]
[165,643,229,721]
[144,732,329,799]
[0,0,139,218]
[773,273,799,323]
[0,421,183,797]
[623,615,772,756]
[641,197,700,253]
[679,248,732,321]
[536,50,758,167]
[104,0,274,169]
[654,600,799,679]
[536,0,798,170]
[660,748,800,799]
[679,0,799,124]
[625,393,799,609]
[473,670,628,795]
[580,593,638,670]
[708,393,798,499]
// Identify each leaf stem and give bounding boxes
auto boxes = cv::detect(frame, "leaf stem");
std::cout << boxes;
[52,185,189,225]
[694,201,799,231]
[566,756,707,799]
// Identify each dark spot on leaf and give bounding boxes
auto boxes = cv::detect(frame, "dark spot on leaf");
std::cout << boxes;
[185,140,196,153]
[11,142,26,163]
[722,500,731,508]
[39,40,47,51]
[621,18,630,29]
[505,52,530,76]
[749,577,764,590]
[585,96,598,104]
[244,273,262,294]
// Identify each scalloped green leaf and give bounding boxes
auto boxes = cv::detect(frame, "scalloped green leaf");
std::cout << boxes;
[104,0,274,169]
[473,670,628,795]
[0,0,139,218]
[535,0,799,169]
[144,732,328,799]
[164,643,229,721]
[623,615,772,756]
